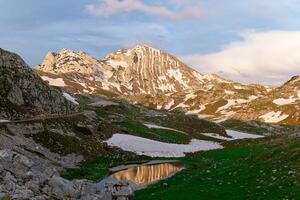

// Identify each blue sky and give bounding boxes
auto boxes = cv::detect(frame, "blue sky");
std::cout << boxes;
[1,0,300,84]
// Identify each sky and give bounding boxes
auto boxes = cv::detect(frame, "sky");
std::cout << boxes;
[1,0,300,85]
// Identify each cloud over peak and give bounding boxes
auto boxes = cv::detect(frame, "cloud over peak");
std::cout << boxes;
[181,30,300,85]
[86,0,204,20]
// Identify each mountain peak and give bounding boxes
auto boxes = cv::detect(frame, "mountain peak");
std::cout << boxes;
[134,44,156,49]
[36,48,100,74]
[283,75,300,86]
[132,44,162,53]
[59,48,73,53]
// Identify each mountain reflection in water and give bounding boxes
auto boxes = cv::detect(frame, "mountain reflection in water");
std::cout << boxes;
[110,162,183,186]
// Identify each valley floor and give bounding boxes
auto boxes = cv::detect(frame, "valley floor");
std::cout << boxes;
[63,133,300,199]
[2,94,299,199]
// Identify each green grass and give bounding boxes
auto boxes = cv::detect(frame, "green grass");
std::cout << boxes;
[119,122,190,144]
[62,155,149,181]
[62,157,124,181]
[95,110,110,118]
[135,137,300,200]
[27,130,104,159]
[222,119,300,135]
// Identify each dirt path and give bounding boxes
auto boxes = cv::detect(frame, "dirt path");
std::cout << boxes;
[0,111,92,124]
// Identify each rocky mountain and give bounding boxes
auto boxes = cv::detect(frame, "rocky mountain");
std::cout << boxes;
[37,45,300,124]
[0,48,78,120]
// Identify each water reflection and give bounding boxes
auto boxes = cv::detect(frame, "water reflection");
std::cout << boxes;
[110,161,184,186]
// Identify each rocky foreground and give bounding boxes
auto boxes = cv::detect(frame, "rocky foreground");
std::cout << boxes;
[0,113,134,200]
[0,48,135,199]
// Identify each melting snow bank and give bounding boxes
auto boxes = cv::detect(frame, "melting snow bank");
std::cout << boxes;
[143,123,186,134]
[105,134,223,157]
[203,129,264,141]
[63,92,79,105]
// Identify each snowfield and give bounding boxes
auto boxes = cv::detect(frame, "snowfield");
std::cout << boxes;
[273,97,296,106]
[105,134,223,157]
[203,129,264,141]
[63,92,79,105]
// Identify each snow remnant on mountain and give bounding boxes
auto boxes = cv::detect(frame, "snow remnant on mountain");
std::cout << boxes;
[105,133,223,157]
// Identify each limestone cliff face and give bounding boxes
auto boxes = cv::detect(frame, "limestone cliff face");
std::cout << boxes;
[36,49,101,75]
[100,44,208,94]
[0,48,78,120]
[36,45,211,95]
[35,45,277,123]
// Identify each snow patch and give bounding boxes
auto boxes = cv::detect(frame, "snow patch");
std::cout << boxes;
[217,96,257,113]
[63,92,79,105]
[107,60,128,68]
[273,97,296,105]
[297,91,300,99]
[143,123,185,134]
[157,82,175,92]
[156,105,163,110]
[225,90,235,95]
[234,85,246,90]
[105,134,223,157]
[203,130,264,141]
[165,99,175,110]
[185,105,206,115]
[259,111,289,123]
[184,93,197,101]
[41,76,66,87]
[192,71,205,83]
[167,69,189,88]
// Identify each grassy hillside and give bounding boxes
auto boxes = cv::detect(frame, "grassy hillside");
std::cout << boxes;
[135,135,300,199]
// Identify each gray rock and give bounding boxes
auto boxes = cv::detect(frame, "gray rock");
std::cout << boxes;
[12,186,34,199]
[7,123,44,135]
[0,48,79,120]
[74,180,97,195]
[288,132,300,139]
[48,176,80,199]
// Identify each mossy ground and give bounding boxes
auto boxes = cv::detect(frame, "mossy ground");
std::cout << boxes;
[118,121,191,144]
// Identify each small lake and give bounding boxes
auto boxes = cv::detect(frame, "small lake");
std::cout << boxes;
[98,160,184,190]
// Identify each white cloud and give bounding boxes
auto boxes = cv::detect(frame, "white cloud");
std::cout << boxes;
[181,30,300,85]
[86,0,204,20]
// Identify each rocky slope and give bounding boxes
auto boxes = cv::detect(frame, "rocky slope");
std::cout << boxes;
[35,45,271,123]
[0,48,78,120]
[232,76,300,125]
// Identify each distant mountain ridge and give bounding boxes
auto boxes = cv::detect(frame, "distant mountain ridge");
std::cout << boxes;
[35,45,300,125]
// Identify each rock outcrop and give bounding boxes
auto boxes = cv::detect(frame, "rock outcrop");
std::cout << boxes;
[0,48,78,120]
[0,148,133,200]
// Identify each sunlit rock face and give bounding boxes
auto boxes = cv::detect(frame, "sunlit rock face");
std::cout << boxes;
[35,45,270,123]
[111,162,184,186]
